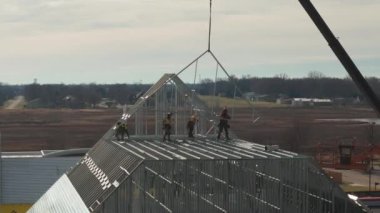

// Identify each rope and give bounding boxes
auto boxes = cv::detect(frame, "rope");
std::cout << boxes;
[232,86,237,118]
[208,0,212,51]
[193,60,198,88]
[192,60,198,114]
[176,50,208,76]
[170,81,175,112]
[208,50,260,122]
[212,62,219,116]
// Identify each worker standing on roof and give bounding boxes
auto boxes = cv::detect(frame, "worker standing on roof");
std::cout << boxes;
[217,106,231,140]
[115,122,124,141]
[187,113,198,138]
[122,123,130,140]
[163,112,173,142]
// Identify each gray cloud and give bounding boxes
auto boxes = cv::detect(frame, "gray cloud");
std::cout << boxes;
[0,0,379,84]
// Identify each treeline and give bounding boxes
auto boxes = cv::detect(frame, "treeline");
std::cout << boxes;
[23,84,151,108]
[236,77,362,98]
[199,76,380,99]
[1,76,380,108]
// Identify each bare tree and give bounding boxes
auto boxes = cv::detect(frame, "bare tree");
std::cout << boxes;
[307,70,325,79]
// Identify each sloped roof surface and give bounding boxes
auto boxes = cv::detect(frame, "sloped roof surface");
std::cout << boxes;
[112,137,299,160]
[63,136,302,211]
[67,138,143,211]
[1,156,79,204]
[28,174,89,213]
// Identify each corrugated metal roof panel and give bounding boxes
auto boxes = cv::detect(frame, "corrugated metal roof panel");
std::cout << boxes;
[27,174,89,213]
[25,138,303,211]
[1,157,79,203]
[67,139,143,210]
[113,136,301,160]
[62,136,303,211]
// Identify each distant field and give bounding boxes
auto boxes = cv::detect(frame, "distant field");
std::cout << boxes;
[199,95,285,108]
[0,95,307,110]
[0,106,378,153]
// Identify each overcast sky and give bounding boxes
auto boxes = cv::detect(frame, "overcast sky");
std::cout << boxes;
[0,0,379,84]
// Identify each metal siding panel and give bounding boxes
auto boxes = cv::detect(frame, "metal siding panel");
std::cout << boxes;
[27,174,89,213]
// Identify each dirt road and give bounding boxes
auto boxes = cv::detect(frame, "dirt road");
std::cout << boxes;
[4,96,25,109]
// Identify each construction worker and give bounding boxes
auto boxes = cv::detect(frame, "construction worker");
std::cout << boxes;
[187,113,197,138]
[163,112,173,142]
[122,123,130,140]
[115,122,124,141]
[217,106,231,140]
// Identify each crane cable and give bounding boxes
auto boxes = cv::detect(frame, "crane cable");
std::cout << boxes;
[208,0,212,51]
[173,0,260,125]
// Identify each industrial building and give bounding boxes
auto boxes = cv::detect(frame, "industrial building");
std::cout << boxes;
[27,74,369,213]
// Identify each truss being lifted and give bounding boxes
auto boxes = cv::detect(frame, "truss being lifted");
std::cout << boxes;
[118,0,256,138]
[122,73,222,137]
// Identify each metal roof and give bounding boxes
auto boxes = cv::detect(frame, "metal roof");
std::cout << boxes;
[42,148,90,157]
[1,156,79,204]
[57,137,365,213]
[67,138,143,211]
[112,137,300,160]
[60,136,301,212]
[1,148,89,158]
[27,174,89,213]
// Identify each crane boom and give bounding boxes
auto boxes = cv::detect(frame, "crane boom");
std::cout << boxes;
[299,0,380,117]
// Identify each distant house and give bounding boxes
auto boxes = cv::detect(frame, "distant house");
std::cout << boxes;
[312,98,333,106]
[291,98,332,107]
[96,98,117,108]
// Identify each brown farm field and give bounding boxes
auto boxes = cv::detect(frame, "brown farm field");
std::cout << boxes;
[0,109,120,151]
[0,107,378,154]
